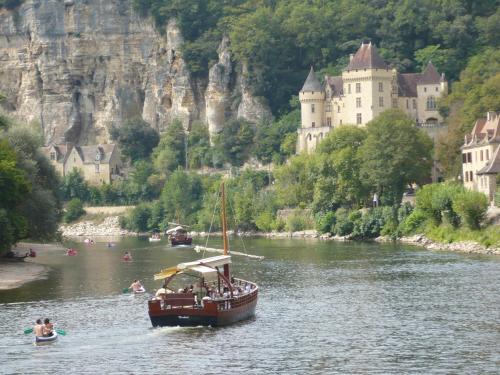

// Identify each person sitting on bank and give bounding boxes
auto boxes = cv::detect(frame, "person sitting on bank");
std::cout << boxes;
[34,319,43,337]
[43,318,54,337]
[129,279,143,292]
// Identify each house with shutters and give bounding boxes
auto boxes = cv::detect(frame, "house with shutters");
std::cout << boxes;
[461,112,500,204]
[41,143,122,185]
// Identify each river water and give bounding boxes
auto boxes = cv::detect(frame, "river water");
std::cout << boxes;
[0,237,499,374]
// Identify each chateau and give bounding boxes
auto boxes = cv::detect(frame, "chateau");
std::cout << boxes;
[297,42,448,153]
[41,143,122,185]
[461,112,500,204]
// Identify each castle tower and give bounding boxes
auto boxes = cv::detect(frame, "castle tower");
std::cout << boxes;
[297,67,325,153]
[342,42,393,125]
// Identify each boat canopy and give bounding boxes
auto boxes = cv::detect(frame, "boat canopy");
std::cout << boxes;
[154,255,231,280]
[166,226,186,234]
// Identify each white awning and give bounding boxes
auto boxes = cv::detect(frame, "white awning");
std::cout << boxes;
[178,255,231,270]
[166,226,186,234]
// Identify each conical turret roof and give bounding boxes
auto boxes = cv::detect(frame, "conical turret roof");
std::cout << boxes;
[419,61,442,84]
[301,67,323,92]
[346,42,388,71]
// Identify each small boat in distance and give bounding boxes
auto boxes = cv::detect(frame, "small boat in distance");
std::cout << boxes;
[149,233,161,242]
[148,183,259,327]
[166,225,192,246]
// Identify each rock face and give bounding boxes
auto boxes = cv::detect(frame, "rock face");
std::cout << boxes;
[0,0,271,144]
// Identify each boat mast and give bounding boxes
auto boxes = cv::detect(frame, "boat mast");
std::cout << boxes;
[221,182,230,279]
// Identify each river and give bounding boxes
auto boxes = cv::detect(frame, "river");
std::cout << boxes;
[1,237,499,374]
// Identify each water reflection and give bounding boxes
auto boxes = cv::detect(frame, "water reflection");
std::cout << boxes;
[1,237,499,374]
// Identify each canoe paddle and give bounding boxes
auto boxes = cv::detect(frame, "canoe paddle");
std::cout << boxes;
[24,328,66,335]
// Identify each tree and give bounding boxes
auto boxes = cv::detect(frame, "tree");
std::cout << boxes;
[60,169,90,201]
[212,118,255,167]
[360,110,433,206]
[187,121,212,169]
[110,118,159,162]
[153,119,186,175]
[64,198,85,223]
[437,48,500,177]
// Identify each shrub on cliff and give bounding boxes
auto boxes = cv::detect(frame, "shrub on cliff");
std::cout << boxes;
[64,198,85,223]
[110,118,159,162]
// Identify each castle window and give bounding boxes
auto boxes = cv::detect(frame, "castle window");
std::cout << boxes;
[467,153,472,163]
[379,97,384,107]
[486,149,489,160]
[378,82,383,92]
[337,106,340,113]
[462,153,467,163]
[320,133,323,139]
[426,96,436,110]
[326,103,332,112]
[340,119,342,125]
[311,104,315,113]
[424,87,427,92]
[95,164,100,173]
[464,171,468,182]
[312,122,315,128]
[413,99,416,109]
[356,97,361,108]
[435,87,438,92]
[480,150,483,161]
[406,99,409,109]
[348,84,351,94]
[356,113,362,124]
[392,98,398,108]
[355,83,361,93]
[327,117,331,127]
[50,152,56,161]
[307,134,312,141]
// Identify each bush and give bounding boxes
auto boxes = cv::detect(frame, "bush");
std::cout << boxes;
[452,191,489,230]
[285,210,314,232]
[127,203,152,232]
[333,208,354,236]
[255,211,275,232]
[315,211,336,234]
[415,183,463,226]
[351,207,392,240]
[400,209,428,234]
[64,198,85,223]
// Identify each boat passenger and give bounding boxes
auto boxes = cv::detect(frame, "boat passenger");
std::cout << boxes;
[43,318,54,337]
[34,319,43,337]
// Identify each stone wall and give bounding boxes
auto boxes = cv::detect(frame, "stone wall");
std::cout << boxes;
[0,0,271,145]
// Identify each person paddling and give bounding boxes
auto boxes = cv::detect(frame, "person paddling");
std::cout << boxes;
[129,279,143,292]
[43,318,54,337]
[123,251,132,261]
[34,319,43,338]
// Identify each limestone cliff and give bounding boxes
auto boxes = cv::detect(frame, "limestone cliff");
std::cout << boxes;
[0,0,271,145]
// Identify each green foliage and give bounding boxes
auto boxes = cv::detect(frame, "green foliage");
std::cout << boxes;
[315,211,336,234]
[127,203,153,232]
[153,119,186,174]
[187,120,212,169]
[360,109,433,206]
[452,191,489,230]
[110,118,159,162]
[437,48,500,177]
[60,169,90,201]
[284,210,314,232]
[415,183,463,226]
[400,210,428,235]
[212,119,255,167]
[64,198,85,223]
[333,208,354,236]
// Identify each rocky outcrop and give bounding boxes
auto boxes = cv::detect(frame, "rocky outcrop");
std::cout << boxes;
[0,0,271,144]
[59,216,134,237]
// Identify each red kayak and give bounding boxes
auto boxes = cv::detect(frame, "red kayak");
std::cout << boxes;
[66,249,77,256]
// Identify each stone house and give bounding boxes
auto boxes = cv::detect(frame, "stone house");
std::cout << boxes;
[461,112,500,204]
[41,143,122,185]
[297,42,448,153]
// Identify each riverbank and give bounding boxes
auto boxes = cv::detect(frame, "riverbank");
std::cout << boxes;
[59,216,499,255]
[0,262,50,290]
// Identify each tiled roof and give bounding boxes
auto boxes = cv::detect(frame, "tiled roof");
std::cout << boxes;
[325,75,343,96]
[477,145,500,175]
[419,62,442,84]
[301,67,324,92]
[397,73,419,97]
[78,144,116,164]
[464,112,500,147]
[346,42,388,71]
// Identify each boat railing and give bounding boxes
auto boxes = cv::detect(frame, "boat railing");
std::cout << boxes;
[161,292,195,308]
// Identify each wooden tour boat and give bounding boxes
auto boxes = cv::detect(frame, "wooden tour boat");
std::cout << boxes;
[166,225,193,246]
[148,183,258,327]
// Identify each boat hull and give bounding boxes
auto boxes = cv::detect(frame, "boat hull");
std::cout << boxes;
[35,332,58,345]
[170,238,193,246]
[149,289,258,327]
